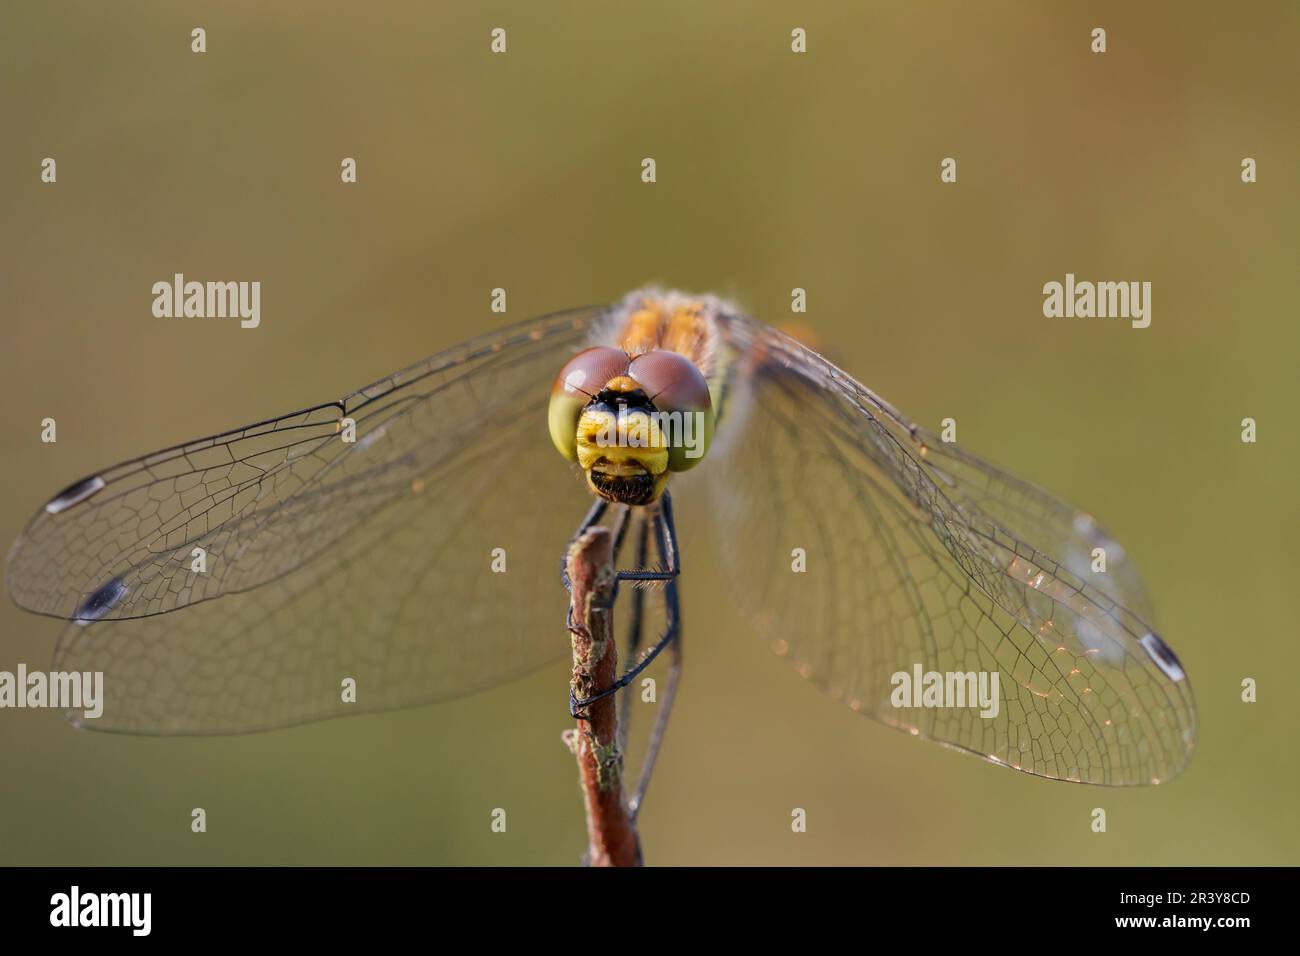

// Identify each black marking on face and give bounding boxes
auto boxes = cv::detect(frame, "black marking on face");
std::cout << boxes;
[588,389,654,416]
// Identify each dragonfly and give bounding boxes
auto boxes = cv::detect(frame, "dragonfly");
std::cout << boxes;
[5,288,1195,800]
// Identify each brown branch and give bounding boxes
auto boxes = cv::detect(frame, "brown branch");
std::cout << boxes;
[562,526,641,867]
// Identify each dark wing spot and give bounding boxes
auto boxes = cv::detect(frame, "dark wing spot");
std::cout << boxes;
[1140,632,1186,682]
[73,578,128,626]
[45,475,106,514]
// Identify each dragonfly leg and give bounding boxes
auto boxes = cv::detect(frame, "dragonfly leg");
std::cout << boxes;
[560,498,609,593]
[617,514,651,753]
[609,502,633,561]
[563,501,634,635]
[613,490,680,585]
[628,506,682,821]
[568,615,677,717]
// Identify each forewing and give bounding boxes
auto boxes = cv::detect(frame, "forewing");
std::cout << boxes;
[706,316,1195,785]
[8,310,597,622]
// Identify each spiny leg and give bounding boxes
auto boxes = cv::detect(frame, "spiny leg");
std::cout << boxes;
[560,498,609,592]
[617,514,651,753]
[563,500,635,635]
[609,501,633,557]
[613,489,678,586]
[628,503,682,821]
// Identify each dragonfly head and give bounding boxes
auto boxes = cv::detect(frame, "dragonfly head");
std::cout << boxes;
[549,346,714,506]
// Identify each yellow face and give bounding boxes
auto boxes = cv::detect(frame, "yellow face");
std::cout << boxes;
[549,348,714,505]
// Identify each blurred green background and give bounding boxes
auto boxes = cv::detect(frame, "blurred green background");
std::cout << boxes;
[2,0,1297,865]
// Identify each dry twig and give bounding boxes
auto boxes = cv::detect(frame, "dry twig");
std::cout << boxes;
[563,527,641,867]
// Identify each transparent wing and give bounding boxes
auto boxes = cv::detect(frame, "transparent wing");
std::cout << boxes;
[9,309,597,623]
[909,437,1158,625]
[706,315,1195,785]
[7,308,603,733]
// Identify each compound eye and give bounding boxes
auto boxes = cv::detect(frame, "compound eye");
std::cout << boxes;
[548,347,630,461]
[627,350,714,471]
